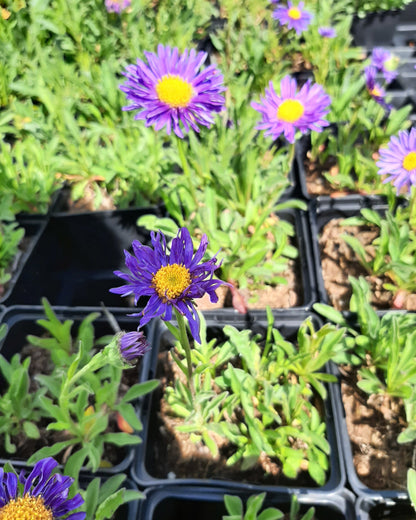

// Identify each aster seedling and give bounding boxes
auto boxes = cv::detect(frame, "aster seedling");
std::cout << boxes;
[162,309,344,485]
[0,350,46,454]
[26,315,158,478]
[308,55,412,195]
[223,493,315,520]
[0,219,25,288]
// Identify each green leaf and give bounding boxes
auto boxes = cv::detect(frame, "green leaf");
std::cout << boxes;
[95,489,125,520]
[224,495,243,516]
[120,379,159,403]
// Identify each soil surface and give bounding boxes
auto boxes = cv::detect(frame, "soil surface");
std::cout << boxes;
[196,259,301,312]
[142,347,327,487]
[319,218,416,311]
[340,365,415,490]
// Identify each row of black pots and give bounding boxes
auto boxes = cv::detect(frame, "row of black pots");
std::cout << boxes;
[0,304,414,519]
[1,205,318,313]
[351,2,416,48]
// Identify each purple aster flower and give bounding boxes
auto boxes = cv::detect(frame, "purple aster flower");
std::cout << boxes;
[371,47,399,84]
[376,128,416,193]
[119,329,149,361]
[110,227,227,343]
[318,26,336,38]
[119,44,226,138]
[251,75,331,144]
[272,1,312,35]
[105,0,131,13]
[365,66,392,112]
[0,457,85,519]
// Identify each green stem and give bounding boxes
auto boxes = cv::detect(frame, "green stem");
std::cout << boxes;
[409,185,416,231]
[174,309,196,403]
[176,136,198,211]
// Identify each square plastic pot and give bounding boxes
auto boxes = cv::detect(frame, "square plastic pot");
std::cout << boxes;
[0,304,153,476]
[4,208,162,307]
[329,359,411,500]
[309,196,389,305]
[131,310,345,494]
[351,10,401,48]
[138,486,356,520]
[0,216,47,306]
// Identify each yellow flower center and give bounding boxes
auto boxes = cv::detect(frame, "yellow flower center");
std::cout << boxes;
[277,99,304,123]
[369,86,382,97]
[155,75,193,108]
[288,7,301,19]
[0,495,53,520]
[152,264,192,300]
[402,151,416,171]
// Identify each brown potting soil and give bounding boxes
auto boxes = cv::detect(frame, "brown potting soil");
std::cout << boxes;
[340,365,415,490]
[319,218,416,311]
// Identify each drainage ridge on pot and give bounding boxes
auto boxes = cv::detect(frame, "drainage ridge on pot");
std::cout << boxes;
[0,215,48,306]
[138,485,356,520]
[0,304,154,477]
[5,208,163,307]
[132,310,345,494]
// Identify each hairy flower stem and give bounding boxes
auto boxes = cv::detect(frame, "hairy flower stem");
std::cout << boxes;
[409,186,416,231]
[174,308,196,403]
[176,136,199,213]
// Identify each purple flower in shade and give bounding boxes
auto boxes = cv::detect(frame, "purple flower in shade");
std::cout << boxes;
[105,0,131,13]
[318,26,336,38]
[272,1,312,35]
[376,128,416,193]
[119,44,226,138]
[110,227,227,343]
[365,66,392,112]
[251,75,331,144]
[371,47,399,84]
[0,457,85,520]
[119,329,149,362]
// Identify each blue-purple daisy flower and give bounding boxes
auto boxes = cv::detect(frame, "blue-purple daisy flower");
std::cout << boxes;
[119,329,150,361]
[110,227,227,343]
[365,66,391,111]
[272,1,312,35]
[119,44,226,138]
[376,128,416,193]
[251,75,331,144]
[105,0,131,13]
[371,47,399,84]
[318,26,336,38]
[0,457,85,520]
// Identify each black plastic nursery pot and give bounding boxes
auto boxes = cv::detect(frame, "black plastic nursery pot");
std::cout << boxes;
[356,496,415,520]
[0,215,47,306]
[0,305,155,476]
[138,485,356,520]
[351,10,402,48]
[329,359,412,500]
[4,207,163,307]
[131,310,345,494]
[294,132,394,203]
[309,196,389,306]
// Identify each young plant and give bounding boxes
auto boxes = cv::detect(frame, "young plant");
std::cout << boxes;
[315,276,416,420]
[0,219,25,288]
[163,309,344,485]
[223,493,315,520]
[340,203,416,302]
[29,332,159,478]
[0,325,47,454]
